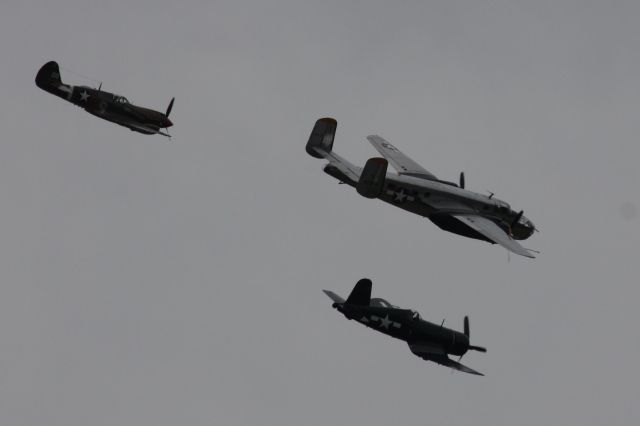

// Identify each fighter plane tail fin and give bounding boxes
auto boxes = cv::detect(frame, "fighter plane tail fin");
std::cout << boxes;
[345,278,372,306]
[35,61,63,90]
[306,117,337,158]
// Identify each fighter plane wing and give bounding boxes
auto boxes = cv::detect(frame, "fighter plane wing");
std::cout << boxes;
[124,121,171,137]
[453,214,535,258]
[429,355,484,376]
[366,135,437,180]
[408,342,483,376]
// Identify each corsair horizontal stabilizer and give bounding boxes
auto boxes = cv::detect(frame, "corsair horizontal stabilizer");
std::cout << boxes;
[323,290,345,304]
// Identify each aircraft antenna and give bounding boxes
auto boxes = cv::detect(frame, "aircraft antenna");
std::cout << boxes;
[60,66,102,86]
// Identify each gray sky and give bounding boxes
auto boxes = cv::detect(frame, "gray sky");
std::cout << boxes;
[1,1,639,425]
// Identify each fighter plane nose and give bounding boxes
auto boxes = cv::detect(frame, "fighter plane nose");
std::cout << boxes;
[163,117,173,128]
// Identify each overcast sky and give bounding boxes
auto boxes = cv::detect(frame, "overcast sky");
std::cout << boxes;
[1,1,639,425]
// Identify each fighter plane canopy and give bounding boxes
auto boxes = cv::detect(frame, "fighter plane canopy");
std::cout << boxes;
[369,298,397,308]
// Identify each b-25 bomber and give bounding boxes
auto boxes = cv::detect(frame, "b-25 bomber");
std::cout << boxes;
[324,279,487,375]
[36,61,174,137]
[307,118,537,258]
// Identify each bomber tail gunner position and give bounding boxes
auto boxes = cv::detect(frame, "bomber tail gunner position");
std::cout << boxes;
[306,118,537,258]
[35,61,174,137]
[324,279,487,376]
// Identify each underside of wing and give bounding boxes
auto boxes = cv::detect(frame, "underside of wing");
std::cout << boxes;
[453,214,535,258]
[430,355,484,376]
[408,342,483,376]
[367,135,437,180]
[124,120,170,137]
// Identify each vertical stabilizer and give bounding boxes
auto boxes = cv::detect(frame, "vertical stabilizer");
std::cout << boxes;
[345,278,372,305]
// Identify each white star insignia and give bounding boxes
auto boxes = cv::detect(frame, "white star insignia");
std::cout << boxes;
[379,315,392,329]
[80,90,90,102]
[394,189,408,202]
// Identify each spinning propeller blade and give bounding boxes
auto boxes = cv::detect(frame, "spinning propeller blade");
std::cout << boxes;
[166,97,175,117]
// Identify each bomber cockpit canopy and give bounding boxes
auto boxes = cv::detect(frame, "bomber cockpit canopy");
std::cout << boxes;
[370,298,397,309]
[494,199,510,210]
[114,95,129,104]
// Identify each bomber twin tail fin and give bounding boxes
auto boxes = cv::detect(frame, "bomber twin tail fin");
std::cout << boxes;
[306,118,337,158]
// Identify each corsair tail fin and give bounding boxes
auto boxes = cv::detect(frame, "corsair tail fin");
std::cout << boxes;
[345,278,372,306]
[306,117,337,158]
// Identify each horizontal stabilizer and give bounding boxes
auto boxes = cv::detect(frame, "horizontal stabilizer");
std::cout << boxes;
[323,290,345,304]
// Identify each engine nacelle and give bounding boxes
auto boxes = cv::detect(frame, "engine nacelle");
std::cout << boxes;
[356,157,388,198]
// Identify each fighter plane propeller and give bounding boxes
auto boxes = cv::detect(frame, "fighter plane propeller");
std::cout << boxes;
[324,279,487,376]
[306,118,537,258]
[36,61,174,137]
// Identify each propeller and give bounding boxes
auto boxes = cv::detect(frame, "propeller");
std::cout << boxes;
[459,172,465,189]
[166,97,175,117]
[511,210,524,228]
[464,316,487,354]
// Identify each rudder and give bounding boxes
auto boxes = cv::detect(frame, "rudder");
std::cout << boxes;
[35,61,63,90]
[306,117,337,158]
[345,278,372,305]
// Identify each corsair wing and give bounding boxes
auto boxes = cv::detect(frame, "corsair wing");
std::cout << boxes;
[367,135,437,180]
[409,342,483,376]
[453,214,535,258]
[429,355,484,376]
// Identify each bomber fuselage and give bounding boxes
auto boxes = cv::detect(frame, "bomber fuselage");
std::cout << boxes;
[323,163,535,242]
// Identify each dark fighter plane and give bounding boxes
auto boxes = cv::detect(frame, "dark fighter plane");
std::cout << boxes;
[36,61,174,137]
[324,279,487,375]
[307,118,537,258]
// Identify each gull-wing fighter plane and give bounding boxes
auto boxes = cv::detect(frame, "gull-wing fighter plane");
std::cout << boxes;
[306,118,537,258]
[324,279,487,375]
[36,61,174,137]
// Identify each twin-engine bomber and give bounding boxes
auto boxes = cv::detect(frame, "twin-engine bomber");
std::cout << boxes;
[306,118,537,258]
[324,279,487,375]
[35,61,174,137]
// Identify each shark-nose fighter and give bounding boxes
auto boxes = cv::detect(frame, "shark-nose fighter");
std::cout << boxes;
[306,118,537,258]
[36,61,174,137]
[324,279,487,375]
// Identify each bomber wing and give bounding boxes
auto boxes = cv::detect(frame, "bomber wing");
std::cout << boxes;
[367,135,437,180]
[408,342,484,376]
[453,214,535,258]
